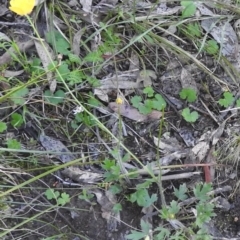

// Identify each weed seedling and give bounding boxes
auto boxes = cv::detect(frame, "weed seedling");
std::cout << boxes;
[180,88,197,103]
[218,92,234,108]
[182,107,199,122]
[131,86,166,114]
[127,183,215,239]
[0,122,7,133]
[45,188,70,206]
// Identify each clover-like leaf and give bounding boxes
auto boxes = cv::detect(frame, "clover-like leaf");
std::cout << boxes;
[0,122,7,133]
[179,88,197,103]
[44,90,65,105]
[218,92,234,108]
[182,107,199,123]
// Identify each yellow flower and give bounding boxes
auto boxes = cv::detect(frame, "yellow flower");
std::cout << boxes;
[116,97,123,104]
[9,0,35,16]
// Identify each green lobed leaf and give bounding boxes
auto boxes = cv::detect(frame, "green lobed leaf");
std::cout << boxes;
[131,95,142,108]
[68,53,81,63]
[181,107,199,122]
[152,94,166,110]
[179,88,197,103]
[56,62,70,81]
[45,189,60,200]
[143,86,154,97]
[154,226,170,240]
[218,92,234,108]
[174,183,188,201]
[138,104,152,115]
[44,90,65,105]
[193,183,212,202]
[0,122,7,133]
[7,139,21,149]
[126,231,147,240]
[169,200,180,215]
[10,87,29,105]
[113,203,122,213]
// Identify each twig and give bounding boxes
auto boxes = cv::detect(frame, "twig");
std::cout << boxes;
[0,21,30,27]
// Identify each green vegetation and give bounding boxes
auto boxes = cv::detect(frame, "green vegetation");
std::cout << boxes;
[182,107,199,123]
[131,87,166,114]
[1,0,239,239]
[45,188,70,206]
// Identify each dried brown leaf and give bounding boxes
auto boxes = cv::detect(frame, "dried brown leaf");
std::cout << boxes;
[109,102,162,122]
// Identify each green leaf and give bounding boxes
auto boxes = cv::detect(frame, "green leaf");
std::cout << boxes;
[143,86,154,97]
[103,171,119,182]
[131,95,142,108]
[196,202,215,227]
[86,76,100,87]
[136,180,153,189]
[154,226,170,240]
[126,231,147,240]
[46,31,70,55]
[218,92,234,108]
[160,206,170,220]
[144,99,154,109]
[169,200,180,215]
[205,40,219,55]
[66,70,84,85]
[45,189,60,200]
[181,1,196,18]
[101,159,116,170]
[131,189,157,207]
[30,57,45,74]
[84,51,104,63]
[10,87,29,105]
[181,107,199,122]
[68,53,81,63]
[186,23,201,37]
[113,203,122,213]
[193,183,212,202]
[109,184,122,194]
[6,139,21,149]
[57,192,70,205]
[79,189,94,201]
[152,94,167,110]
[56,62,70,81]
[174,183,188,201]
[56,38,70,54]
[140,219,151,235]
[10,113,24,128]
[44,90,65,105]
[0,122,7,133]
[138,104,152,115]
[179,88,197,103]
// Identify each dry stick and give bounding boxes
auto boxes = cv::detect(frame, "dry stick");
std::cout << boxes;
[0,21,30,27]
[199,98,220,125]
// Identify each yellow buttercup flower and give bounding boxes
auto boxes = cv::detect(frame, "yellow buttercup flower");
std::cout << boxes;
[116,97,123,104]
[9,0,35,16]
